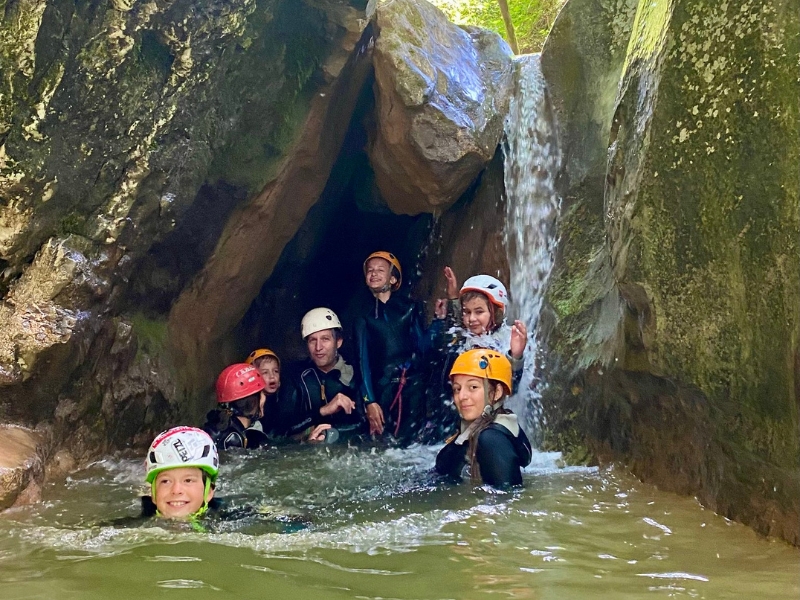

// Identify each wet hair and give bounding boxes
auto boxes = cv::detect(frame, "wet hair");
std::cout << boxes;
[253,355,279,370]
[460,291,504,333]
[229,392,260,417]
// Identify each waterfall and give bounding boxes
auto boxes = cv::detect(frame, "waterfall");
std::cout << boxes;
[502,54,561,440]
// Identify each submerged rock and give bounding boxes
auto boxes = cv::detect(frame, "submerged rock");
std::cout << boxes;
[368,0,514,214]
[541,0,800,544]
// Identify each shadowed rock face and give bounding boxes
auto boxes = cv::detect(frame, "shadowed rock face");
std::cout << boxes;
[0,0,371,454]
[368,0,514,214]
[540,0,800,544]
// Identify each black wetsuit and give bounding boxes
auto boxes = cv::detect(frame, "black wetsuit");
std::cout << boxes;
[202,409,269,450]
[258,392,285,436]
[111,496,308,534]
[435,418,532,488]
[354,291,442,443]
[278,357,366,441]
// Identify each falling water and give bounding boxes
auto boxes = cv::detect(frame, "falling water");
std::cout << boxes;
[502,54,562,437]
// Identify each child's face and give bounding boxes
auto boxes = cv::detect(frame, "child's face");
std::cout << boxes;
[365,257,396,293]
[451,375,489,422]
[451,375,503,422]
[255,358,280,394]
[461,296,492,335]
[153,467,212,519]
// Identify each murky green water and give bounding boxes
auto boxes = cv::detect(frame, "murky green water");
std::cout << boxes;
[1,444,797,599]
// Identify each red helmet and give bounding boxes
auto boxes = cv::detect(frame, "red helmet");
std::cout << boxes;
[215,363,265,403]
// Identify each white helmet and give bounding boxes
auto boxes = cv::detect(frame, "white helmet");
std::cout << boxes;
[301,307,342,339]
[460,275,508,311]
[145,426,219,484]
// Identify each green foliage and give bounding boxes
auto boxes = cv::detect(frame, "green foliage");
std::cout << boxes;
[430,0,566,53]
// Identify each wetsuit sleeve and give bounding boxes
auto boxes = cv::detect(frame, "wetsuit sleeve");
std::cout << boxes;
[411,301,433,355]
[516,426,533,468]
[475,427,525,488]
[435,441,467,480]
[355,316,378,404]
[508,352,524,395]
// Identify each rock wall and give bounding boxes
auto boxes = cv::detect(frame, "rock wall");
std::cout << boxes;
[0,0,368,458]
[541,0,800,544]
[0,0,515,480]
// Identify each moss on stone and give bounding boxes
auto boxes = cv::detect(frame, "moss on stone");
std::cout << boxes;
[130,312,168,360]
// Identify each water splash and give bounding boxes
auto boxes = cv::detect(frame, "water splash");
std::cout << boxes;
[502,54,562,438]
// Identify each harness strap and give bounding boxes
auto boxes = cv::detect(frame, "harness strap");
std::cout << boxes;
[388,366,409,437]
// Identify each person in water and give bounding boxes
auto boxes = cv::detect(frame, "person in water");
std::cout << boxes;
[143,426,221,521]
[245,347,283,435]
[423,270,528,441]
[435,349,532,488]
[134,426,308,533]
[355,251,437,443]
[453,271,527,376]
[280,307,365,443]
[202,363,270,450]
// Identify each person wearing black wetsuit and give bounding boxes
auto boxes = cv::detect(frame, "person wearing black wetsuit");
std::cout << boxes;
[279,308,366,442]
[202,363,270,450]
[435,349,532,489]
[355,251,441,444]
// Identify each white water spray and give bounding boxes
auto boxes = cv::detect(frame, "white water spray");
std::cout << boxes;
[502,54,562,438]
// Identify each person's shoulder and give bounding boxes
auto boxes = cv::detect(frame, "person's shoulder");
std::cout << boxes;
[283,359,314,379]
[478,424,517,447]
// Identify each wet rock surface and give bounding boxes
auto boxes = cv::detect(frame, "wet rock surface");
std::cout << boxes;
[0,0,371,454]
[541,0,800,544]
[368,0,514,214]
[0,426,45,509]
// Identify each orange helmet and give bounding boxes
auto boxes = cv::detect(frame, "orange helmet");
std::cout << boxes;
[363,251,402,291]
[449,349,512,396]
[245,348,280,367]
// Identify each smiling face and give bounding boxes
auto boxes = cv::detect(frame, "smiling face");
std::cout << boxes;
[365,257,396,294]
[461,295,493,335]
[254,357,280,394]
[306,329,342,372]
[153,467,212,519]
[451,374,504,423]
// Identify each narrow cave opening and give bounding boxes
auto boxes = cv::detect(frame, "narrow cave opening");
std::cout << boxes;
[237,92,434,364]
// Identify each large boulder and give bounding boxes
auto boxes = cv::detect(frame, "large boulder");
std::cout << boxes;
[541,0,800,544]
[367,0,514,214]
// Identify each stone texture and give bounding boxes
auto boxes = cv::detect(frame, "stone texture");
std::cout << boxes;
[414,150,510,314]
[368,0,514,214]
[540,0,800,544]
[0,0,370,452]
[0,425,45,509]
[167,22,375,401]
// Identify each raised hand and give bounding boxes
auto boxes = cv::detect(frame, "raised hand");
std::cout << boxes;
[510,320,528,359]
[444,266,459,299]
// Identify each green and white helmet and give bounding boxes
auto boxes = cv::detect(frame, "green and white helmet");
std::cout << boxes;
[145,426,219,484]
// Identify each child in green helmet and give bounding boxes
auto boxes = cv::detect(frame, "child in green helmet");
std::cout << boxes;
[143,426,221,521]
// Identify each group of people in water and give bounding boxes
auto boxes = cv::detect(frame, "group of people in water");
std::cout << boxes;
[142,252,533,524]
